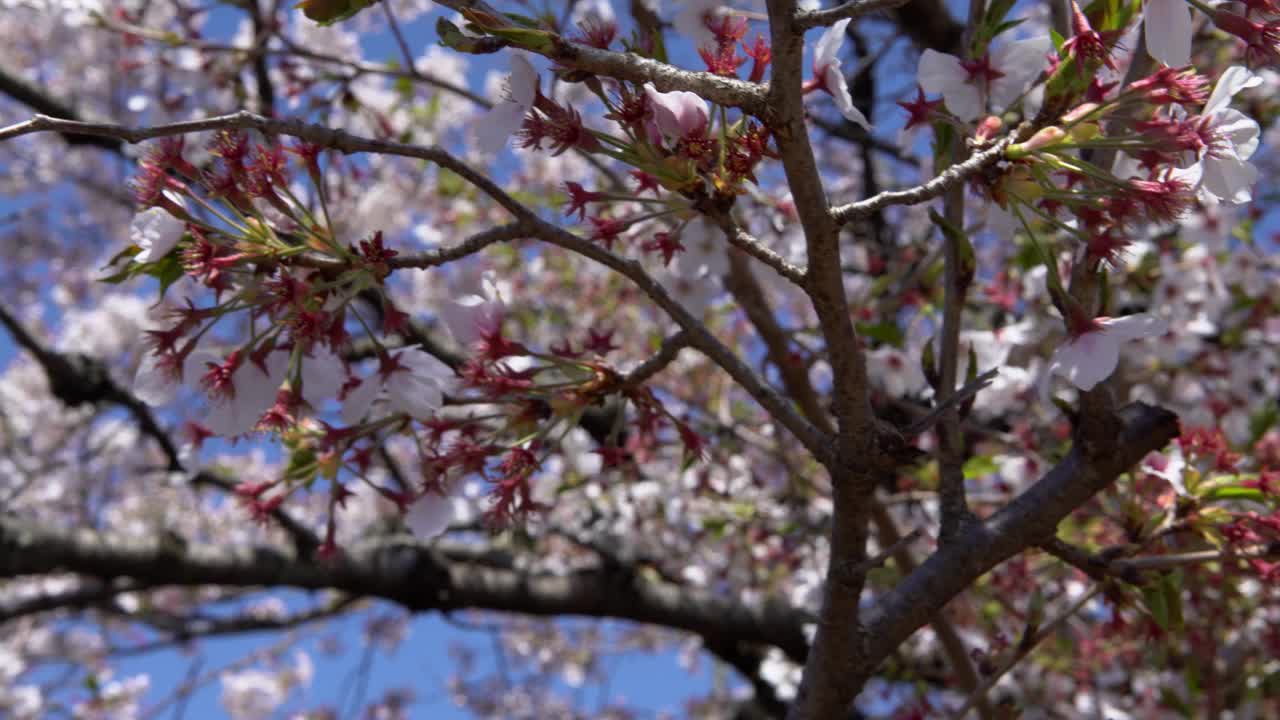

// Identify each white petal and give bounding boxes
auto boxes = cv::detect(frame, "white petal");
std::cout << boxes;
[917,49,982,122]
[507,53,539,109]
[131,208,186,263]
[1099,313,1168,340]
[1050,333,1121,392]
[398,348,455,383]
[440,294,502,348]
[475,100,527,156]
[340,374,381,425]
[388,375,444,419]
[917,49,967,95]
[1144,0,1192,67]
[989,36,1052,111]
[826,68,871,129]
[813,18,850,70]
[133,353,179,406]
[404,489,458,539]
[1205,66,1261,115]
[1211,107,1261,160]
[300,347,346,409]
[674,0,721,49]
[1200,152,1257,205]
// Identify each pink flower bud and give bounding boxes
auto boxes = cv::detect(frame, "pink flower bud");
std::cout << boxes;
[643,84,709,142]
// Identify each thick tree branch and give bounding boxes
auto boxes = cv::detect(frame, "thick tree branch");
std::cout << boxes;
[763,3,879,717]
[764,3,872,441]
[859,402,1179,682]
[0,517,812,662]
[934,144,975,543]
[0,66,123,151]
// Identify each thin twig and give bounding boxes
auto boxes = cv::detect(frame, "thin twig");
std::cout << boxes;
[830,137,1013,224]
[622,332,690,387]
[902,368,998,437]
[951,586,1102,719]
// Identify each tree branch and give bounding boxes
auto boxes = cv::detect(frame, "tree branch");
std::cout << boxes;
[431,0,767,113]
[0,517,812,662]
[858,402,1179,684]
[762,3,880,716]
[830,137,1013,225]
[794,0,912,30]
[0,66,123,151]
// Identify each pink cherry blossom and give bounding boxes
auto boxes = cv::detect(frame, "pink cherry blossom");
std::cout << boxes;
[644,83,710,141]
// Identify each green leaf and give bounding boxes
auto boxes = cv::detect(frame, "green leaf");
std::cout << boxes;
[284,447,318,482]
[1049,28,1066,53]
[99,264,143,285]
[921,339,939,390]
[1141,581,1170,631]
[1249,401,1279,445]
[1162,570,1184,632]
[856,321,904,348]
[963,455,999,479]
[145,253,186,300]
[103,244,142,268]
[1201,485,1265,502]
[295,0,374,25]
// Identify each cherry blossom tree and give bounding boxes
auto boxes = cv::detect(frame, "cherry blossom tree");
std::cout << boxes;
[1,0,1279,717]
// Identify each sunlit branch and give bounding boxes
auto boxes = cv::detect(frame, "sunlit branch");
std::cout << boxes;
[830,137,1014,224]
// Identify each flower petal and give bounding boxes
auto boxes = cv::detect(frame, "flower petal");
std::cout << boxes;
[813,18,851,72]
[918,50,980,121]
[475,100,527,156]
[507,53,539,109]
[340,374,381,425]
[826,68,871,129]
[1050,333,1120,392]
[989,36,1052,111]
[404,488,459,539]
[1204,66,1261,115]
[1099,313,1168,341]
[1144,0,1192,67]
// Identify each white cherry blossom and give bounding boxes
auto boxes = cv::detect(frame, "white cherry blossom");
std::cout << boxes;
[1172,66,1263,205]
[130,207,185,263]
[673,0,723,49]
[203,349,291,436]
[342,348,455,424]
[811,18,871,129]
[476,53,538,156]
[1049,314,1168,391]
[917,36,1051,122]
[1144,0,1193,67]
